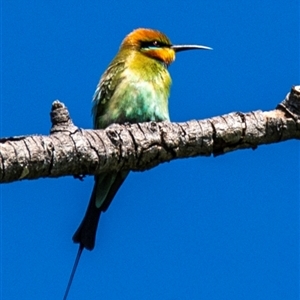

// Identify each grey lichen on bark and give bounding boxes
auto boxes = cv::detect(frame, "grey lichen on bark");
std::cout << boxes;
[0,85,299,183]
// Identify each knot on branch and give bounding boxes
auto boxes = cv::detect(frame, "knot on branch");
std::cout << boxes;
[50,100,78,134]
[277,86,300,122]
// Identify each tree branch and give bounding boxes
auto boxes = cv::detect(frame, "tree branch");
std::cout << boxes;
[1,86,299,183]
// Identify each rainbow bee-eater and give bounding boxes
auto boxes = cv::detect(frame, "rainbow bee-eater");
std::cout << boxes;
[63,28,211,299]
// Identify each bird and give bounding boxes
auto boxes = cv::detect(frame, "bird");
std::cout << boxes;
[63,28,211,300]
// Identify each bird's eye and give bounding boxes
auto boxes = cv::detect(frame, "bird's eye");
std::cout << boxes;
[152,41,158,46]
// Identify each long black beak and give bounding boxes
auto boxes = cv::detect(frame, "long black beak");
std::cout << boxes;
[171,44,212,52]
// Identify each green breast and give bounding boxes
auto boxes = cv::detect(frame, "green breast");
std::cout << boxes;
[93,50,171,129]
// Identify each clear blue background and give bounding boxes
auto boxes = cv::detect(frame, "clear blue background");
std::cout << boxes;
[1,1,299,299]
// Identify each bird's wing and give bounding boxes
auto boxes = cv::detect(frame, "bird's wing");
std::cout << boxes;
[92,60,126,129]
[72,60,128,250]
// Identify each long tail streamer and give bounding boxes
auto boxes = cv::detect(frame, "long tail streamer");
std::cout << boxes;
[63,245,84,300]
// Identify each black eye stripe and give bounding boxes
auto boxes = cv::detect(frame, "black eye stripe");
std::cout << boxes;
[140,40,170,49]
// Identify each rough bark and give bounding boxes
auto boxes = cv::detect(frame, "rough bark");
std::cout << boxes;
[0,86,299,184]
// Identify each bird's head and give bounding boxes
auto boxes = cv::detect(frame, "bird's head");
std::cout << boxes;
[120,28,212,66]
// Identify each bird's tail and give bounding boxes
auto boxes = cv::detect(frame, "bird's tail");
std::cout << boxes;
[72,171,129,250]
[72,179,102,250]
[64,171,128,299]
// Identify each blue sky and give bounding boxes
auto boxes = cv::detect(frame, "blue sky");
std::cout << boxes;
[1,1,299,299]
